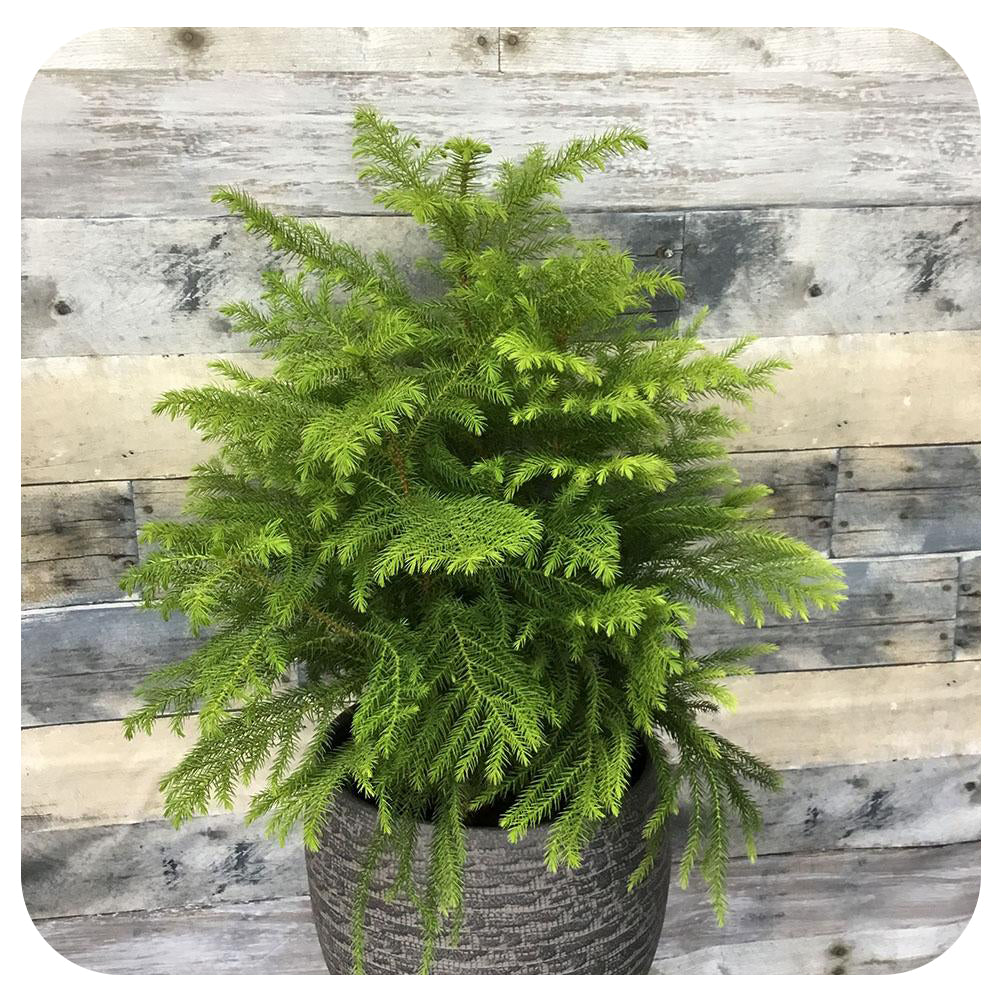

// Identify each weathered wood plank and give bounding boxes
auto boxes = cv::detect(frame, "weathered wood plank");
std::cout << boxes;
[43,27,499,72]
[498,27,965,74]
[21,482,137,608]
[21,353,270,484]
[653,842,979,975]
[682,205,980,338]
[21,71,979,218]
[21,605,200,727]
[832,445,980,556]
[838,444,981,492]
[21,717,273,833]
[692,555,959,671]
[955,554,981,660]
[30,842,979,975]
[20,213,681,358]
[22,331,980,484]
[725,330,980,453]
[715,661,979,769]
[22,755,979,920]
[22,661,979,832]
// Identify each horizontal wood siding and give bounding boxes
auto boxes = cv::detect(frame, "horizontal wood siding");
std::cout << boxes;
[21,206,979,359]
[22,71,978,218]
[21,27,980,974]
[22,754,980,920]
[31,842,980,975]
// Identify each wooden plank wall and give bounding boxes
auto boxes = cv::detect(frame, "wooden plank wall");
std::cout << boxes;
[21,27,980,975]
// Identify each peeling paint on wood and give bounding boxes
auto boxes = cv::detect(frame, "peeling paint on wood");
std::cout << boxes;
[21,70,979,218]
[21,482,138,608]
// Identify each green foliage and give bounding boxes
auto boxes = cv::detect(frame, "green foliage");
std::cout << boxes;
[122,107,845,971]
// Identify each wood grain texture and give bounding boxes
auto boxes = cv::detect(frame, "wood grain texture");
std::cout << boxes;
[716,661,980,769]
[22,755,979,920]
[724,330,980,453]
[21,70,978,218]
[21,482,137,609]
[21,331,980,484]
[42,27,499,72]
[30,842,979,975]
[832,446,981,557]
[693,555,961,671]
[20,213,681,359]
[682,205,980,337]
[21,605,200,727]
[22,661,979,832]
[498,27,964,74]
[955,555,981,660]
[652,841,979,975]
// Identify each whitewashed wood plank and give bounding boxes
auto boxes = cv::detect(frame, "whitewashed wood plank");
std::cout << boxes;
[955,554,981,660]
[21,482,137,608]
[21,605,200,727]
[715,661,980,769]
[725,330,980,453]
[20,213,681,358]
[682,205,980,338]
[21,331,981,485]
[498,27,964,74]
[30,842,979,975]
[21,70,979,218]
[43,27,498,72]
[22,755,979,920]
[22,661,979,831]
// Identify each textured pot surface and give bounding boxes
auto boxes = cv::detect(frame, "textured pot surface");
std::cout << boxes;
[305,760,671,974]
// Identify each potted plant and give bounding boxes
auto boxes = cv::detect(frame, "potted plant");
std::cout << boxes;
[122,108,844,975]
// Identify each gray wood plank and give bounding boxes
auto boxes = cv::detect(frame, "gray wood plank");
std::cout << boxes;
[653,841,979,975]
[21,70,979,218]
[838,444,981,492]
[43,27,499,72]
[22,755,979,920]
[730,449,836,551]
[833,445,980,557]
[692,555,959,670]
[20,213,681,358]
[30,842,979,975]
[498,27,965,74]
[21,605,200,727]
[955,554,981,660]
[682,205,980,338]
[21,482,137,609]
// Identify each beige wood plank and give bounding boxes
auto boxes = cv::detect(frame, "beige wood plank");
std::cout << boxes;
[498,27,964,74]
[726,330,980,453]
[22,70,979,218]
[29,842,979,975]
[715,661,980,769]
[21,331,981,485]
[42,27,498,72]
[22,662,979,831]
[21,482,137,608]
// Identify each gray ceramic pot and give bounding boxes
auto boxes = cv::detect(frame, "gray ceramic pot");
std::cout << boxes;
[304,757,671,974]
